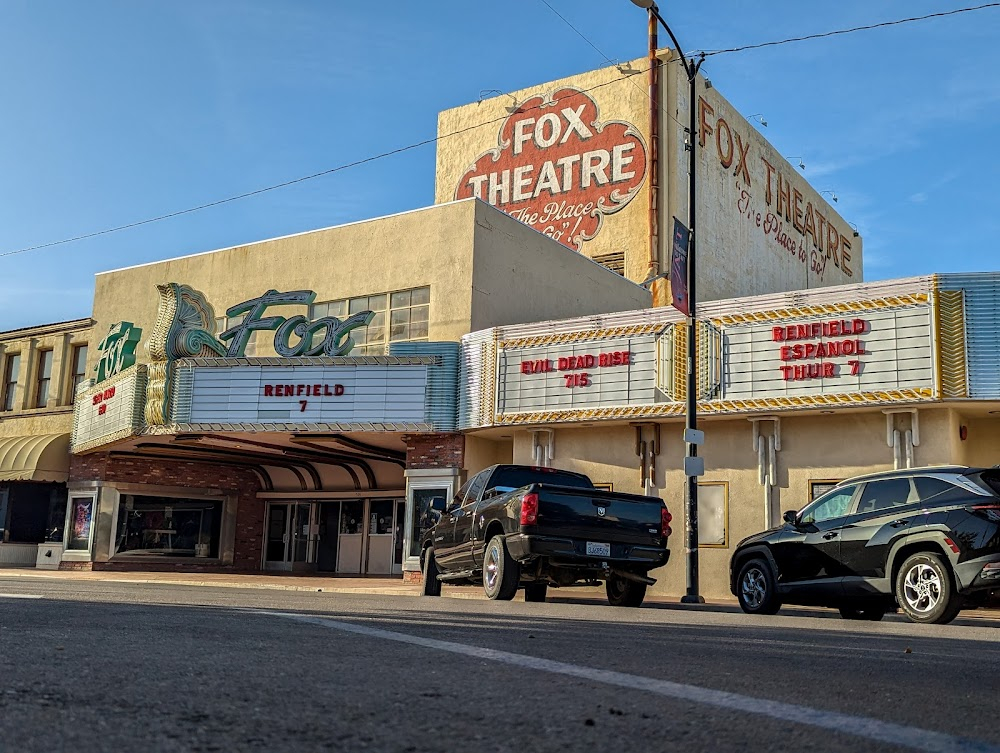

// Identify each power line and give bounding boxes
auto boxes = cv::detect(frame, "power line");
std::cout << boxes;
[3,2,997,259]
[0,72,637,259]
[701,3,1000,57]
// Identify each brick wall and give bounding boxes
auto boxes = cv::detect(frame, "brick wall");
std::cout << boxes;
[403,433,465,469]
[69,453,264,571]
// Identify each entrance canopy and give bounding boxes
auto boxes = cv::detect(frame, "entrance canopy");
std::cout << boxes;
[0,433,71,483]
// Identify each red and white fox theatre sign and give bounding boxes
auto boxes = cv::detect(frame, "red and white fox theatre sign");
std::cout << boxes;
[455,88,647,251]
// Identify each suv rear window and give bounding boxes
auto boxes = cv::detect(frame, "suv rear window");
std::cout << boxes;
[976,470,1000,496]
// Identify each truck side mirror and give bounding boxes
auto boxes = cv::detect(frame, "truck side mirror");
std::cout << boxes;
[782,510,798,526]
[430,497,447,512]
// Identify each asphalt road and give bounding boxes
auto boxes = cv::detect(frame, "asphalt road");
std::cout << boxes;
[1,578,999,753]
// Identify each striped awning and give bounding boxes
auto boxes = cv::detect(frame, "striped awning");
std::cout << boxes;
[0,433,70,483]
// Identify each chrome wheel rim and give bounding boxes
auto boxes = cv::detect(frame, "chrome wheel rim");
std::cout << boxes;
[903,563,942,613]
[741,567,767,609]
[484,542,499,591]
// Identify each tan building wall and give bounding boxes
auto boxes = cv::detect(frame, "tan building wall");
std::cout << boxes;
[0,319,94,441]
[89,199,650,373]
[487,406,978,600]
[663,57,862,302]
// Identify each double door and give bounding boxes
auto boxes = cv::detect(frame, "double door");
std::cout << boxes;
[264,500,404,575]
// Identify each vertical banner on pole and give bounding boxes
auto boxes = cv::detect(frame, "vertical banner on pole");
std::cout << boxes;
[670,217,690,315]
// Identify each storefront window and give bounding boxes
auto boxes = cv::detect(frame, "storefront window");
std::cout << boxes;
[65,496,95,550]
[114,495,222,558]
[0,482,67,543]
[409,487,447,557]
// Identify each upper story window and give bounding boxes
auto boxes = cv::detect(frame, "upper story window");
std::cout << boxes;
[311,286,429,355]
[69,344,88,403]
[35,350,53,408]
[214,315,256,356]
[2,353,20,412]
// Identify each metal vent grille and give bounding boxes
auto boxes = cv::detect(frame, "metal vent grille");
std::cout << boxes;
[938,273,1000,398]
[592,251,625,276]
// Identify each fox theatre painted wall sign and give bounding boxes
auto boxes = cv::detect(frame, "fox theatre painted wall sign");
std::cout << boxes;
[454,87,647,251]
[719,305,934,403]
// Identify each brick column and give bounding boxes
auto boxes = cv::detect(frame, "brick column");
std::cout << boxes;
[402,433,465,470]
[401,433,465,582]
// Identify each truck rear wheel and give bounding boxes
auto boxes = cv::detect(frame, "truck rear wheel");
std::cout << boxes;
[524,583,548,602]
[606,574,647,607]
[422,548,441,597]
[483,536,519,601]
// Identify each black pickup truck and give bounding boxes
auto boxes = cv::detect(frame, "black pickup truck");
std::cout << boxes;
[419,464,671,606]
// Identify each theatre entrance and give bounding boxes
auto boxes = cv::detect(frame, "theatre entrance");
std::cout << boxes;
[264,499,404,575]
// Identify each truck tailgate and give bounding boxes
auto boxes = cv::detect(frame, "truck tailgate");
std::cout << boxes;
[530,485,664,546]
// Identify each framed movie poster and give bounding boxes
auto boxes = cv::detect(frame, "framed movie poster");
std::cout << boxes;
[66,496,95,551]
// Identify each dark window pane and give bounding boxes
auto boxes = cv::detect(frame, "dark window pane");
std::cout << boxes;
[913,477,962,503]
[857,478,913,513]
[411,487,448,557]
[800,485,857,524]
[115,495,222,558]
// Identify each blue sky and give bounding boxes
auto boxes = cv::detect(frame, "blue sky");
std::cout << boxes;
[1,1,997,329]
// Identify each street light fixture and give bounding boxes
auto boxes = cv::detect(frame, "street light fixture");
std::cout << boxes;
[629,0,705,605]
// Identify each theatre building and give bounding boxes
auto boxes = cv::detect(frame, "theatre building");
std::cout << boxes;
[63,199,649,576]
[15,53,994,601]
[461,272,1000,599]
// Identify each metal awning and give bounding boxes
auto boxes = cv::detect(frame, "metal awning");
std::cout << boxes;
[0,433,71,483]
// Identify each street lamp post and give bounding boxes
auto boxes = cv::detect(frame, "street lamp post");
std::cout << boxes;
[629,0,705,604]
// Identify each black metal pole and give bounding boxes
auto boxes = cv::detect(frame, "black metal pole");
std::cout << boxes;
[645,2,704,604]
[680,57,704,605]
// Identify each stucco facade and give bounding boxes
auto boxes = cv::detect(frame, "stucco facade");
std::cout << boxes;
[436,53,862,306]
[89,199,650,368]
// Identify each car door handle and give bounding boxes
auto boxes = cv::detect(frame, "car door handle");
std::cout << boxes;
[889,519,909,528]
[822,532,839,540]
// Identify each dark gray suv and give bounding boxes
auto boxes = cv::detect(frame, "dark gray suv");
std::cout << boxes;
[730,466,1000,624]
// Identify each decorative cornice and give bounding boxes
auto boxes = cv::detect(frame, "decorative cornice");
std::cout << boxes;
[710,294,930,327]
[173,355,441,367]
[143,421,435,435]
[493,388,935,425]
[498,324,667,350]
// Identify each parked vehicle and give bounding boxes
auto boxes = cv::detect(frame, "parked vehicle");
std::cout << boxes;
[420,464,671,606]
[730,466,1000,624]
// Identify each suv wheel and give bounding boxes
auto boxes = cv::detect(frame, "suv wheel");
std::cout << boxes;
[736,558,781,615]
[895,552,962,625]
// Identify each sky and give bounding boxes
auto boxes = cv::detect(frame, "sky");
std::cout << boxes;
[1,1,998,330]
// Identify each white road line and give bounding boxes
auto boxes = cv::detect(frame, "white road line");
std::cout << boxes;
[0,593,43,599]
[264,611,999,753]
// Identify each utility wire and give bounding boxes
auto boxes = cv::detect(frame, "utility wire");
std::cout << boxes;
[3,2,997,259]
[0,72,637,259]
[702,3,1000,56]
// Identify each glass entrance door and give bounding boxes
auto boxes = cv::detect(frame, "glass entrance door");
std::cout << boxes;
[366,500,395,575]
[264,502,316,571]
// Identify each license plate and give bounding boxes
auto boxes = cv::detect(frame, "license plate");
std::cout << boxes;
[586,541,611,557]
